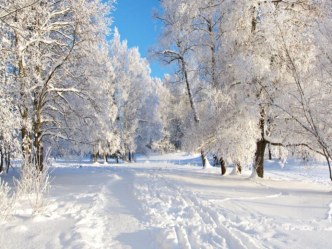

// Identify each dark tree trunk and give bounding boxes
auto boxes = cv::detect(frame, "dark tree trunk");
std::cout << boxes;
[0,148,4,173]
[93,152,98,163]
[128,150,132,162]
[255,140,267,178]
[201,149,207,168]
[268,143,272,160]
[236,161,242,174]
[33,128,44,171]
[328,159,332,182]
[323,152,332,182]
[213,155,219,166]
[103,152,107,163]
[220,157,226,175]
[21,109,31,163]
[327,158,332,182]
[254,105,267,178]
[5,151,10,173]
[33,95,44,171]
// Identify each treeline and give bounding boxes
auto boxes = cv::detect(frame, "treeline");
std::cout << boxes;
[155,0,332,180]
[0,0,169,172]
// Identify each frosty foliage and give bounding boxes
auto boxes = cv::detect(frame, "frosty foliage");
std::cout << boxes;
[0,0,166,170]
[0,160,50,219]
[15,161,50,214]
[1,0,332,182]
[0,0,116,159]
[157,0,332,179]
[107,29,165,157]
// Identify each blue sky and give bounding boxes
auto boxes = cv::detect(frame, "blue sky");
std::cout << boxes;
[112,0,169,78]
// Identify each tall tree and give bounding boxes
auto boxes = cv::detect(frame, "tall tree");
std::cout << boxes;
[0,0,114,170]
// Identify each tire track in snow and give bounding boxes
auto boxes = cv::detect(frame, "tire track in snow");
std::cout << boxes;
[168,177,266,249]
[134,171,259,249]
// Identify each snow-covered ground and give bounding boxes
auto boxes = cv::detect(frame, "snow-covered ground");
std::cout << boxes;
[1,153,332,249]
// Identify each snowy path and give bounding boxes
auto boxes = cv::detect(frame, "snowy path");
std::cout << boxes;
[133,166,332,249]
[1,153,332,248]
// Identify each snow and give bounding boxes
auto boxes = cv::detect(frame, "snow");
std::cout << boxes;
[1,153,332,249]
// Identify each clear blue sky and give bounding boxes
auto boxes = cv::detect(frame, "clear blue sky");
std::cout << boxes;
[112,0,168,78]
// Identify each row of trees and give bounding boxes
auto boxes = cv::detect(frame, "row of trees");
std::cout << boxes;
[0,0,114,171]
[0,0,168,173]
[155,0,332,180]
[2,0,331,182]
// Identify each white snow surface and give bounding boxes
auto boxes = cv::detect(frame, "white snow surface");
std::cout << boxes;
[1,153,332,249]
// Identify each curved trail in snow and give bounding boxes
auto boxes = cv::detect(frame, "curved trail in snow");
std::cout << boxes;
[130,163,332,249]
[134,171,254,249]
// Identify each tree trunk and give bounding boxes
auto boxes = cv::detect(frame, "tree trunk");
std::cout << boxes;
[33,108,44,171]
[254,105,267,178]
[181,59,200,123]
[0,148,4,173]
[207,18,218,88]
[213,155,219,166]
[93,153,98,163]
[33,133,44,171]
[268,143,272,160]
[220,157,226,175]
[17,30,31,164]
[323,152,332,182]
[92,144,98,163]
[21,108,31,162]
[328,159,332,182]
[236,161,242,174]
[36,145,44,171]
[5,150,10,174]
[327,158,332,182]
[201,149,207,168]
[103,152,107,164]
[254,140,267,178]
[128,150,132,162]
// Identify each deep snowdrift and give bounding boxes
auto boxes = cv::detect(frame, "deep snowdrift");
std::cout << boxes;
[0,153,331,249]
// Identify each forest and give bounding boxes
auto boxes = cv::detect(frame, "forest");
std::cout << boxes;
[1,0,332,212]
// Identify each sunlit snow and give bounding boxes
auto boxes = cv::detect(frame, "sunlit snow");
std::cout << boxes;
[1,153,331,249]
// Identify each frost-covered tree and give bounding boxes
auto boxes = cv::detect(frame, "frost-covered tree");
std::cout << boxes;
[155,0,201,124]
[157,0,332,180]
[109,29,163,160]
[265,1,332,181]
[156,0,258,168]
[0,0,114,170]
